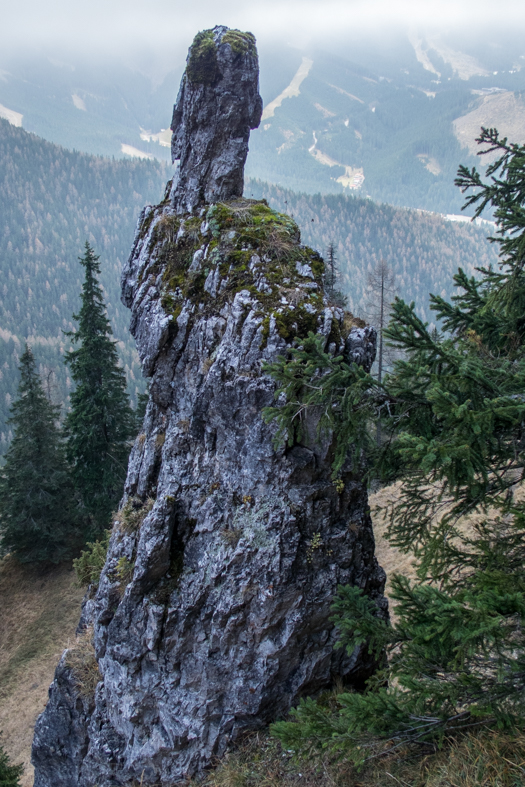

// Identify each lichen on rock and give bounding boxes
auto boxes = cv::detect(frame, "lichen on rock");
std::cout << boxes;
[32,26,387,787]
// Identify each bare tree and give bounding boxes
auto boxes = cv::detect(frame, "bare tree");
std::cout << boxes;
[364,258,397,445]
[324,242,347,308]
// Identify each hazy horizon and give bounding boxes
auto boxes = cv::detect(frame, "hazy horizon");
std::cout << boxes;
[1,0,525,82]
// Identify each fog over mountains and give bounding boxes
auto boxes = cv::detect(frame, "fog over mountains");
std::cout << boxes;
[1,20,525,214]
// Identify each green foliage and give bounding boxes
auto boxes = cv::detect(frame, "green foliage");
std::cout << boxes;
[331,585,391,659]
[153,198,328,348]
[187,30,219,85]
[116,496,154,533]
[115,555,135,585]
[0,345,78,563]
[222,30,257,58]
[323,242,347,308]
[133,389,149,434]
[65,243,134,536]
[73,530,110,587]
[186,28,257,85]
[270,129,525,763]
[263,333,377,475]
[0,740,23,787]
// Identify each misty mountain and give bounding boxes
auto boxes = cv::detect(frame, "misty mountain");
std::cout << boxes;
[246,29,525,213]
[1,27,524,213]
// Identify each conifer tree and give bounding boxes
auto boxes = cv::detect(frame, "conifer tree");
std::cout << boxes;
[0,740,23,787]
[0,345,77,563]
[65,242,133,536]
[266,128,525,762]
[133,388,149,435]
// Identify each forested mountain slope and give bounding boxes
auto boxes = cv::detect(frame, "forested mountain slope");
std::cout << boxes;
[0,118,168,449]
[247,179,498,320]
[0,120,497,452]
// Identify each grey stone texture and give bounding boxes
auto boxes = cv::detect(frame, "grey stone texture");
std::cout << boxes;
[32,27,387,787]
[171,26,263,213]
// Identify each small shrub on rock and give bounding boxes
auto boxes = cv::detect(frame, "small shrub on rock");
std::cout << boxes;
[0,739,23,787]
[73,530,110,587]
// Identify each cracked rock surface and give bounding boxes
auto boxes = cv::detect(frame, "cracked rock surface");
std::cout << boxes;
[171,25,263,213]
[32,27,387,787]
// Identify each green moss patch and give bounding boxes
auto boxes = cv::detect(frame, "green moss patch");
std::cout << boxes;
[116,497,155,534]
[187,29,219,85]
[151,198,332,347]
[222,30,257,58]
[73,531,111,587]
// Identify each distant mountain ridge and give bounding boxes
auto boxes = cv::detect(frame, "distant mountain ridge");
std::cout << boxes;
[0,119,497,453]
[1,28,524,213]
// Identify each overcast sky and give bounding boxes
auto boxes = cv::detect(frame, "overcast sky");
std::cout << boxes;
[1,0,524,68]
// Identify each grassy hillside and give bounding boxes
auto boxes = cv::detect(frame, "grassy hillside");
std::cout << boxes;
[0,558,83,787]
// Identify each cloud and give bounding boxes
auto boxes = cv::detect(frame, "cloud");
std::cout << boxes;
[1,0,524,59]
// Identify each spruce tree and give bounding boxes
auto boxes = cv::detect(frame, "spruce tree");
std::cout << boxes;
[0,740,23,787]
[65,242,133,536]
[266,128,525,762]
[364,258,397,446]
[0,345,77,563]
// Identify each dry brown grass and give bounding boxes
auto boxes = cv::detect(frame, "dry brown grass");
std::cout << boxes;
[116,496,155,534]
[370,479,525,613]
[369,482,417,601]
[64,627,100,698]
[187,731,356,787]
[185,727,525,787]
[0,556,84,786]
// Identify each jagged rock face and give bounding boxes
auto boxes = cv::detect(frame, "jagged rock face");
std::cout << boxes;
[33,196,387,787]
[171,26,263,213]
[32,28,387,787]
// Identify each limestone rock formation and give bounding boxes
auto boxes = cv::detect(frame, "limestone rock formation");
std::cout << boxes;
[171,26,263,213]
[32,27,387,787]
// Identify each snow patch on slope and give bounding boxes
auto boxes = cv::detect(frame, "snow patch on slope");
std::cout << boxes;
[261,56,313,121]
[0,104,22,127]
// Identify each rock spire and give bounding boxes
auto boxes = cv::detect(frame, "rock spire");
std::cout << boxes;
[32,27,387,787]
[171,26,263,213]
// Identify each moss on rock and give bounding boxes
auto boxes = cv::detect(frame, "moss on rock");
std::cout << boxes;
[148,198,331,347]
[222,30,257,58]
[187,29,219,85]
